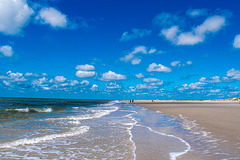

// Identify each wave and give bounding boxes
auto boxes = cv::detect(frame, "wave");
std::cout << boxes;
[0,126,89,149]
[45,106,118,121]
[5,107,53,113]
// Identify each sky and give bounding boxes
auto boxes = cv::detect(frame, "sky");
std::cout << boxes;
[0,0,240,100]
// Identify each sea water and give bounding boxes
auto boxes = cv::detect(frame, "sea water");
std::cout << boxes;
[0,98,239,160]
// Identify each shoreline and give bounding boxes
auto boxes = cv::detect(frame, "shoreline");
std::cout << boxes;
[131,100,240,158]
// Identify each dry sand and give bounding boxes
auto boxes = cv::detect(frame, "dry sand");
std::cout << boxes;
[132,100,240,152]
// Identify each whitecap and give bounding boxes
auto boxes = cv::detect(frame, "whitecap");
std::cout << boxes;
[0,126,89,149]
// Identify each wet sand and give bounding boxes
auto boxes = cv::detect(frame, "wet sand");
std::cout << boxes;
[132,100,240,159]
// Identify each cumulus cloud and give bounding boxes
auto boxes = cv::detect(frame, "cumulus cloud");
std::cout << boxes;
[75,70,95,78]
[0,70,29,89]
[161,15,226,45]
[0,45,13,57]
[69,80,79,86]
[0,70,96,92]
[80,80,89,85]
[233,34,240,48]
[55,76,66,82]
[146,63,172,73]
[227,68,240,80]
[186,9,207,17]
[90,84,98,91]
[135,83,158,90]
[35,7,68,28]
[120,28,152,41]
[4,70,28,82]
[199,76,221,83]
[75,64,95,71]
[0,0,34,35]
[75,64,95,78]
[100,71,126,81]
[135,73,144,78]
[106,82,121,89]
[179,82,205,91]
[120,46,158,65]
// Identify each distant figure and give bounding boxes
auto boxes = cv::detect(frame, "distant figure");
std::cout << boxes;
[132,100,134,103]
[152,100,153,102]
[239,98,240,104]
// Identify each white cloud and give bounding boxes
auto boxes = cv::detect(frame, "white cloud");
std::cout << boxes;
[143,78,160,83]
[161,26,179,41]
[75,64,95,78]
[106,82,121,89]
[177,32,204,45]
[179,82,205,91]
[24,72,39,77]
[80,80,89,85]
[171,61,181,67]
[55,76,66,82]
[120,28,152,41]
[161,15,226,45]
[100,71,126,81]
[199,77,207,82]
[5,70,27,82]
[135,73,144,78]
[199,76,221,83]
[153,13,183,28]
[146,63,172,73]
[131,58,141,65]
[0,0,33,35]
[150,81,163,86]
[32,77,48,87]
[227,68,240,80]
[75,64,95,71]
[209,76,221,83]
[233,34,240,48]
[69,80,79,86]
[148,49,157,54]
[36,7,68,28]
[75,70,95,78]
[186,9,207,17]
[195,16,226,34]
[0,45,13,57]
[120,46,158,65]
[171,61,192,67]
[90,84,98,91]
[136,83,158,89]
[210,89,221,93]
[186,61,192,65]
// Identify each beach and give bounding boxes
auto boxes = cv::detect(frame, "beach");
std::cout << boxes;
[1,98,240,160]
[133,100,240,159]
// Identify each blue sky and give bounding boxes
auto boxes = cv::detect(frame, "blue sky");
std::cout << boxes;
[0,0,240,100]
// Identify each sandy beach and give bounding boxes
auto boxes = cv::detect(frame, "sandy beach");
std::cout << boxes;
[132,100,240,159]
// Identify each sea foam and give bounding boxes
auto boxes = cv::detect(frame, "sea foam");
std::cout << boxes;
[0,126,89,149]
[45,106,118,121]
[6,107,53,113]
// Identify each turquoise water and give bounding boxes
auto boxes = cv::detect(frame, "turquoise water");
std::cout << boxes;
[0,98,239,160]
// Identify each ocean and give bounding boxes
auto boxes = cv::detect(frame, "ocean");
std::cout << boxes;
[0,98,239,160]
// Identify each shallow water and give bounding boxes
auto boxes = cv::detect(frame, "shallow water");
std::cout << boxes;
[0,98,239,159]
